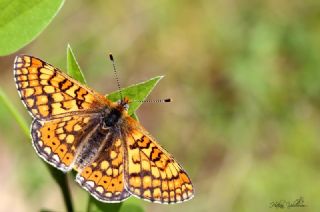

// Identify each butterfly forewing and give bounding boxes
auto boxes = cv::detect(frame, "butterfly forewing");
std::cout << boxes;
[14,55,108,120]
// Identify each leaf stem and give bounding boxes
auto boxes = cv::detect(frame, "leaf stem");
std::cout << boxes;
[47,167,74,212]
[0,87,29,137]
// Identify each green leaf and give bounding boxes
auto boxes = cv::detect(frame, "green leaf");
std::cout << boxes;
[0,0,65,56]
[67,44,87,84]
[119,198,144,212]
[107,76,164,115]
[87,197,144,212]
[40,210,54,212]
[87,197,123,212]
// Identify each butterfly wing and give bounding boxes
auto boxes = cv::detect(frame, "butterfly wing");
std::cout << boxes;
[14,55,109,120]
[31,114,100,172]
[76,138,131,202]
[123,117,194,204]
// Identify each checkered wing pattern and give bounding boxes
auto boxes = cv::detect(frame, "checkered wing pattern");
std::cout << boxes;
[14,55,108,120]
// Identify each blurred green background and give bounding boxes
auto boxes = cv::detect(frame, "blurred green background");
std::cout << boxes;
[1,0,320,211]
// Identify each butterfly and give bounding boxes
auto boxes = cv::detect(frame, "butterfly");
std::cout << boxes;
[13,55,194,204]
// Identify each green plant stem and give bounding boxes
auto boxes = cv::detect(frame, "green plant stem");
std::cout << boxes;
[86,196,92,212]
[87,195,123,212]
[58,174,74,212]
[47,167,74,212]
[0,88,29,136]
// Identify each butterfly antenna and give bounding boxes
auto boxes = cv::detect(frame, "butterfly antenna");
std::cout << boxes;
[131,98,172,103]
[109,53,123,100]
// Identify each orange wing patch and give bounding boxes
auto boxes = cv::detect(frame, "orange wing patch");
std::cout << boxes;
[124,122,194,204]
[14,55,108,120]
[31,114,98,172]
[76,138,131,202]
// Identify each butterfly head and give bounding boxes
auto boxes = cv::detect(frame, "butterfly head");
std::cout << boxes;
[116,96,130,111]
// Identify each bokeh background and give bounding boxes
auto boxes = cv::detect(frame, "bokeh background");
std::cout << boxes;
[1,0,320,211]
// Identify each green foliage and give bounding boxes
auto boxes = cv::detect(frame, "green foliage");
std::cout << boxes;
[119,198,144,212]
[0,87,29,136]
[87,197,144,212]
[107,76,163,115]
[67,44,87,84]
[0,0,65,56]
[87,197,123,212]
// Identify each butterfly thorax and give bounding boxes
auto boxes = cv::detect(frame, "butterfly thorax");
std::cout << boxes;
[103,108,122,127]
[102,97,129,128]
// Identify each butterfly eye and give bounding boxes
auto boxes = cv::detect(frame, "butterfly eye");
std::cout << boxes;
[123,104,129,111]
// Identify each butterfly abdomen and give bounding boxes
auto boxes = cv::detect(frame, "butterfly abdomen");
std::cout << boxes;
[75,125,109,169]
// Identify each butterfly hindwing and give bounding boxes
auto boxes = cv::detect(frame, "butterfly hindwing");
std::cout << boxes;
[76,138,131,202]
[31,114,99,172]
[123,117,194,204]
[14,55,108,120]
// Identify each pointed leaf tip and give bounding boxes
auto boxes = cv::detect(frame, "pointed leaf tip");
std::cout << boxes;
[67,45,87,84]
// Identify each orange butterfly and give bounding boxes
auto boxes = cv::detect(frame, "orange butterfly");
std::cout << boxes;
[14,55,194,204]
